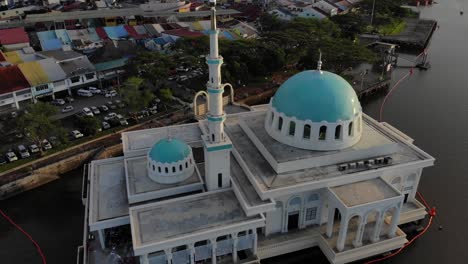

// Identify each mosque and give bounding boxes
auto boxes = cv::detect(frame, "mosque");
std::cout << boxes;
[83,1,435,264]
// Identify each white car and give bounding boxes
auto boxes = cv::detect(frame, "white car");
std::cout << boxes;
[42,139,52,150]
[104,112,117,121]
[5,151,18,162]
[90,106,100,115]
[29,144,40,153]
[18,145,30,159]
[82,107,94,117]
[71,130,84,139]
[88,87,102,94]
[105,90,118,98]
[102,121,111,130]
[61,105,74,113]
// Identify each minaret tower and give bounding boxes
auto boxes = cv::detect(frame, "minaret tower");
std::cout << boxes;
[203,0,232,191]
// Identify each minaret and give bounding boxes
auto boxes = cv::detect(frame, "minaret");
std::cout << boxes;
[317,49,322,71]
[203,0,232,191]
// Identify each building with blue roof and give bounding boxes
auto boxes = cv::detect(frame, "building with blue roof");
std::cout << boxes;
[103,25,129,40]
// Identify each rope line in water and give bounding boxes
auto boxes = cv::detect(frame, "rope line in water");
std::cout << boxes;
[369,50,436,263]
[0,209,47,264]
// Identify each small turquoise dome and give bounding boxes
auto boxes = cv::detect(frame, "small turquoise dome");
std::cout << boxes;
[149,138,191,164]
[272,70,361,122]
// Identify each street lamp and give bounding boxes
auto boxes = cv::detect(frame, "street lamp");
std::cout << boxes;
[370,0,376,26]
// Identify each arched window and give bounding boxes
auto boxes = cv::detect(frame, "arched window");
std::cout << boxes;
[303,124,311,139]
[172,167,176,173]
[165,167,169,173]
[289,121,296,136]
[158,167,161,173]
[308,193,319,202]
[189,158,192,164]
[357,117,361,132]
[185,162,188,168]
[289,197,301,206]
[212,134,215,142]
[335,125,342,140]
[278,117,283,131]
[348,122,354,136]
[179,164,183,171]
[319,126,327,140]
[270,112,274,126]
[152,165,155,171]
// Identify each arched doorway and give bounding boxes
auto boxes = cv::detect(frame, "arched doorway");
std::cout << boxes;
[287,197,302,231]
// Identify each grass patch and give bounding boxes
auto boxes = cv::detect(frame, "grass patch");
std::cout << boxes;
[378,20,407,35]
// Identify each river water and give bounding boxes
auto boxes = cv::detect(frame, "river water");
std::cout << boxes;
[1,1,468,263]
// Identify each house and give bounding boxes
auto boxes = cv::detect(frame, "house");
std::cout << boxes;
[0,66,32,110]
[268,8,294,21]
[297,6,327,19]
[0,27,30,51]
[313,0,339,16]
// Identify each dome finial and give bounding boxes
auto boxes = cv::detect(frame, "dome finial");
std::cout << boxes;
[317,49,323,71]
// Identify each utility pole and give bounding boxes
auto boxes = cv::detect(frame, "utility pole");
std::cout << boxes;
[370,0,376,26]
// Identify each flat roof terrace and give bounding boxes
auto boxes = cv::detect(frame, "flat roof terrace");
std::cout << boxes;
[122,123,203,157]
[224,110,434,198]
[130,190,265,255]
[125,156,204,203]
[331,178,399,207]
[89,157,129,231]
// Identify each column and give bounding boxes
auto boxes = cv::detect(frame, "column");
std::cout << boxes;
[97,229,106,250]
[164,249,173,264]
[371,214,385,243]
[252,229,258,255]
[67,86,72,96]
[353,220,366,248]
[12,92,19,109]
[336,214,349,252]
[326,206,335,238]
[231,233,238,263]
[189,243,195,264]
[139,254,149,264]
[210,239,217,264]
[388,206,402,238]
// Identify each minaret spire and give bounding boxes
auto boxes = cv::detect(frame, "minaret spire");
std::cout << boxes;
[317,49,322,71]
[206,0,225,144]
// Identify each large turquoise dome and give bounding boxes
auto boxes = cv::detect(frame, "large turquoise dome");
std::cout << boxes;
[272,70,361,122]
[149,138,191,164]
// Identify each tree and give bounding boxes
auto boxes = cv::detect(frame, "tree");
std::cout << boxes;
[16,102,59,155]
[76,116,101,136]
[120,77,155,119]
[159,87,173,102]
[126,52,175,88]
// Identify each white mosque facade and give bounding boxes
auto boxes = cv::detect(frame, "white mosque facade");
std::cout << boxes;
[82,2,435,264]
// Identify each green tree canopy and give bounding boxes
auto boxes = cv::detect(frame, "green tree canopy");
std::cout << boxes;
[120,77,155,115]
[15,102,59,154]
[76,116,101,136]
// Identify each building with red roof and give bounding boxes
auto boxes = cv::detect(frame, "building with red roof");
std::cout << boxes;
[0,27,30,51]
[0,66,31,95]
[162,29,204,39]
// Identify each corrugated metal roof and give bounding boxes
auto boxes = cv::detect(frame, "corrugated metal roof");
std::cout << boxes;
[0,66,30,94]
[4,51,23,64]
[41,38,62,51]
[55,29,72,45]
[39,50,83,61]
[96,27,108,40]
[59,56,95,76]
[18,61,50,86]
[0,27,29,45]
[94,58,128,72]
[38,58,67,81]
[103,25,129,40]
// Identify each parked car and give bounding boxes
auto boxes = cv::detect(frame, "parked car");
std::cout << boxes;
[77,89,93,97]
[42,139,52,150]
[5,151,18,162]
[90,106,101,115]
[18,145,30,159]
[51,99,66,106]
[65,96,75,103]
[114,100,125,108]
[0,156,6,165]
[107,101,117,109]
[70,130,84,139]
[116,114,128,126]
[104,90,118,98]
[102,121,111,130]
[104,112,117,121]
[29,144,40,154]
[61,105,74,113]
[82,107,94,117]
[99,105,109,112]
[88,87,102,94]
